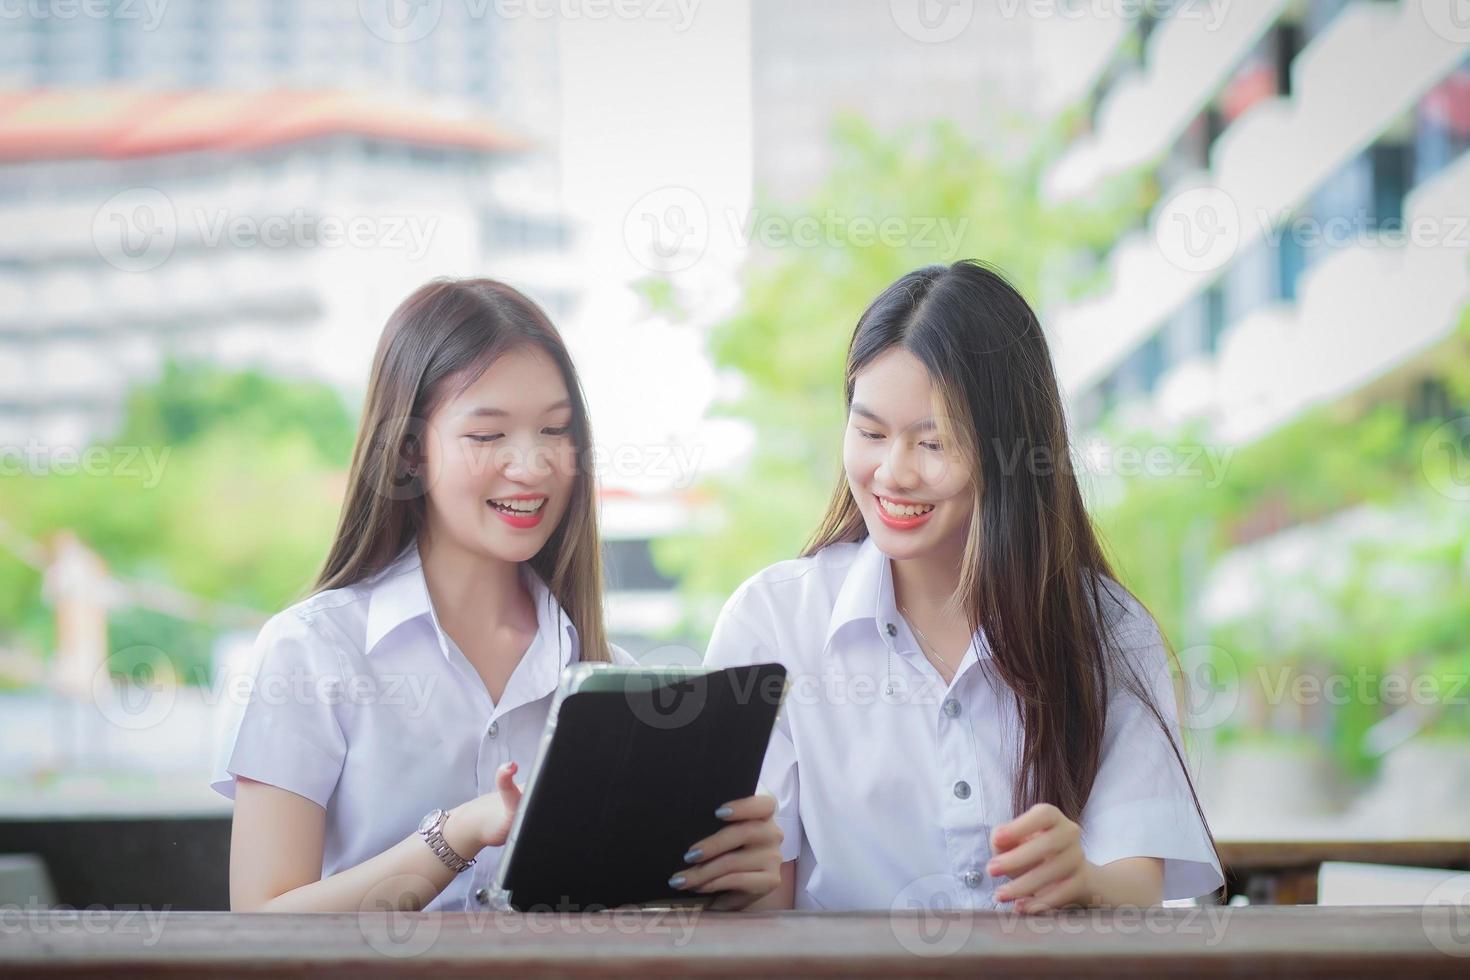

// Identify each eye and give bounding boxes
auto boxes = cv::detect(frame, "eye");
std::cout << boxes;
[920,440,944,452]
[856,428,884,441]
[542,425,572,437]
[465,433,503,443]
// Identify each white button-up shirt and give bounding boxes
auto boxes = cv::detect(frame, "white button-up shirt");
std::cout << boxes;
[209,544,634,911]
[703,537,1223,911]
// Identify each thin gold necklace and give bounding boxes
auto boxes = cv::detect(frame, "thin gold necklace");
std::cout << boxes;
[899,603,962,677]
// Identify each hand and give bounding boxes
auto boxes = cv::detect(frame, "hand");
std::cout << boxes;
[988,803,1098,913]
[668,794,784,910]
[450,761,524,851]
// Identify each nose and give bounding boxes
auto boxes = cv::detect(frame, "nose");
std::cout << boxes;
[877,439,920,492]
[496,433,554,483]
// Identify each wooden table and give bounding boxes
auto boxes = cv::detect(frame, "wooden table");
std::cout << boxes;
[1219,839,1470,904]
[3,906,1469,976]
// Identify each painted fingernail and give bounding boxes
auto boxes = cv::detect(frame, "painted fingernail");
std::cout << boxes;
[683,848,703,863]
[996,889,1011,901]
[714,806,734,819]
[668,874,687,889]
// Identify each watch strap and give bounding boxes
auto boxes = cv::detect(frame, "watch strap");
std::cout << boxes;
[420,809,476,873]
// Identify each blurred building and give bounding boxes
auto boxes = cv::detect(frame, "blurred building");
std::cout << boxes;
[749,0,1039,204]
[0,0,579,449]
[1035,0,1470,833]
[0,0,558,136]
[0,91,536,449]
[1043,0,1470,446]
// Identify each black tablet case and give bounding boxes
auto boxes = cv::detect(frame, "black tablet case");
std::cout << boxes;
[497,662,787,911]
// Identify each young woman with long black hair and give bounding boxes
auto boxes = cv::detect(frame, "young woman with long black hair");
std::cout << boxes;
[705,260,1222,912]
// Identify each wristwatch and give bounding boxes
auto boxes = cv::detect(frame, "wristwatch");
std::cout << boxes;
[417,808,476,873]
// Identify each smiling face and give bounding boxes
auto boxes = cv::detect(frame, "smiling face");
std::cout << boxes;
[420,345,579,564]
[844,347,975,562]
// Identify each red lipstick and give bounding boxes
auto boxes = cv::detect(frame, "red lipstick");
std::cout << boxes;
[874,494,935,531]
[488,494,547,530]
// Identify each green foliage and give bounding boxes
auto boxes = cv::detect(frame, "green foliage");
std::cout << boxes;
[1091,371,1470,775]
[117,360,356,467]
[0,360,356,682]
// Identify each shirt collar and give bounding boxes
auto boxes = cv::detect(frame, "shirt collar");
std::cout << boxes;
[364,543,579,670]
[823,536,991,662]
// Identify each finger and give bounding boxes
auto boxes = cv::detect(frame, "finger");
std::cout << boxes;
[713,794,776,823]
[706,889,756,912]
[987,821,1075,878]
[1018,872,1087,914]
[996,850,1081,903]
[496,762,522,809]
[990,803,1061,852]
[699,871,781,907]
[672,846,779,893]
[685,817,781,864]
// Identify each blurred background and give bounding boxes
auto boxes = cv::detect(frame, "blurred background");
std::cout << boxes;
[0,0,1466,908]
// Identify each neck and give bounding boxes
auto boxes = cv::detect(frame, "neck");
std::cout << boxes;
[888,538,965,622]
[417,526,531,633]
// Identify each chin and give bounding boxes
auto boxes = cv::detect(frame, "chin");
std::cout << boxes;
[488,536,547,564]
[867,527,931,560]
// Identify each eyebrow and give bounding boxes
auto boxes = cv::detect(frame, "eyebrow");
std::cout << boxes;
[458,399,572,419]
[850,402,937,432]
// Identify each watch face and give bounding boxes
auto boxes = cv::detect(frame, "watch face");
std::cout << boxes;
[418,809,441,835]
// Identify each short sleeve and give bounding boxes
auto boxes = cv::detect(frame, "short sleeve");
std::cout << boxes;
[1079,588,1224,902]
[703,591,801,864]
[209,610,348,810]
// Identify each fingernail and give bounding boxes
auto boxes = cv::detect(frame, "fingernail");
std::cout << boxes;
[683,847,703,863]
[996,889,1011,901]
[714,806,734,819]
[986,861,998,874]
[668,874,687,889]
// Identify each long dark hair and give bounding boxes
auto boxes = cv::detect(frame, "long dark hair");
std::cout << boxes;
[313,278,610,662]
[805,260,1216,865]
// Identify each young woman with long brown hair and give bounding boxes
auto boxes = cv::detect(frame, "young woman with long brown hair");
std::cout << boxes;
[705,260,1223,912]
[212,279,783,912]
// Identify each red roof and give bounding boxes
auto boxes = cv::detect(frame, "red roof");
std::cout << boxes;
[0,89,528,163]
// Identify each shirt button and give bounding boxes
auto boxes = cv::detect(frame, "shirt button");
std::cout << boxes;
[961,869,983,888]
[953,780,971,800]
[885,623,897,637]
[487,721,499,739]
[475,887,490,905]
[943,698,961,717]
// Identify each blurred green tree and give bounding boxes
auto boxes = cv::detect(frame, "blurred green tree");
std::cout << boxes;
[0,361,355,685]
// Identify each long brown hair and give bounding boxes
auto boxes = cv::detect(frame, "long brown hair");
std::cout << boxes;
[805,260,1217,871]
[313,278,610,663]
